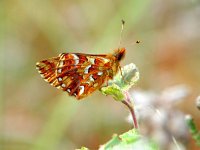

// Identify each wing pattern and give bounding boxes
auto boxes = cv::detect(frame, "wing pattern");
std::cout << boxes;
[36,53,117,99]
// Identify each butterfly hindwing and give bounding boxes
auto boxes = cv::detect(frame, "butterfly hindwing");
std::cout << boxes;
[55,53,114,99]
[36,57,60,87]
[36,48,125,100]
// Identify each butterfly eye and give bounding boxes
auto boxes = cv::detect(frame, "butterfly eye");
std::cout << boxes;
[114,48,126,61]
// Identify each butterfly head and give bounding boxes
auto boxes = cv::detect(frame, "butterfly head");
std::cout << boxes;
[114,47,126,61]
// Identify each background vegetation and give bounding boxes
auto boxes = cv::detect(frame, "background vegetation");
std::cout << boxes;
[1,0,200,149]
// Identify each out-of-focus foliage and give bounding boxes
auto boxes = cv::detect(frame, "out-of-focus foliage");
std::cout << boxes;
[1,0,200,150]
[128,85,190,149]
[185,115,200,146]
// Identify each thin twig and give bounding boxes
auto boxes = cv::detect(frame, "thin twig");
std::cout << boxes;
[122,92,138,129]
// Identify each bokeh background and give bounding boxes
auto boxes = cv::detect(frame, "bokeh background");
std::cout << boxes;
[1,0,200,149]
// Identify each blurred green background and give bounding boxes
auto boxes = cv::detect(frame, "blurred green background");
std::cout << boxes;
[1,0,200,149]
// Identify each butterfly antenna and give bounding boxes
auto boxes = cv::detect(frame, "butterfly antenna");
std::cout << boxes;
[118,19,125,49]
[124,40,141,47]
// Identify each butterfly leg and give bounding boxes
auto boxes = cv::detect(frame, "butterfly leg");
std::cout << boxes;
[119,66,129,84]
[106,80,108,86]
[119,66,124,79]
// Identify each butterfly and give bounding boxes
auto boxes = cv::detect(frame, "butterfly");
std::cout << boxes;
[36,48,126,100]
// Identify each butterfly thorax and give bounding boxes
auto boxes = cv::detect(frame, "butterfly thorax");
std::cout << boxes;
[108,47,126,77]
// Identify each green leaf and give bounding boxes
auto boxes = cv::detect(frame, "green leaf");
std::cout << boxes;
[100,84,125,101]
[100,63,139,101]
[103,134,121,150]
[119,129,140,144]
[100,129,159,150]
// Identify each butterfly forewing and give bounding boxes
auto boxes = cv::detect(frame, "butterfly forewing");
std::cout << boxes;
[36,52,119,100]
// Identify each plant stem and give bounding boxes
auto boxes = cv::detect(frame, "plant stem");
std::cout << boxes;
[122,92,138,129]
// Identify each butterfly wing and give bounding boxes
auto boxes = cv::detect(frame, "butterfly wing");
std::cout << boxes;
[56,53,116,99]
[36,56,60,86]
[36,53,117,100]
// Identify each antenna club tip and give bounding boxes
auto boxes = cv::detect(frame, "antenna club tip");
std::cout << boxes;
[121,19,125,25]
[136,40,141,44]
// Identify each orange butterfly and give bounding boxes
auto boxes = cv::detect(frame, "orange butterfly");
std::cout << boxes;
[36,48,125,99]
